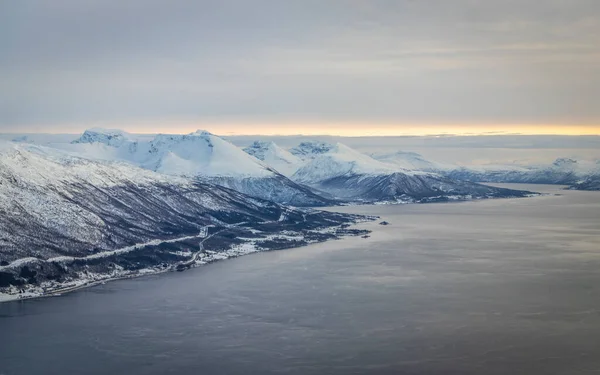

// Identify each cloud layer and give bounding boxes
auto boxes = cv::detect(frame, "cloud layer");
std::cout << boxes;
[1,0,599,133]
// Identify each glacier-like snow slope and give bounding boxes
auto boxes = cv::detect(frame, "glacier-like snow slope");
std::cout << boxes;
[287,141,532,202]
[243,141,304,177]
[62,129,331,206]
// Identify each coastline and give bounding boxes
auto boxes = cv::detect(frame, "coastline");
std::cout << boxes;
[0,220,374,304]
[1,190,547,304]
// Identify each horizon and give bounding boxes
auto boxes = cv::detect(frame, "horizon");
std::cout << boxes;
[3,124,600,137]
[3,125,600,167]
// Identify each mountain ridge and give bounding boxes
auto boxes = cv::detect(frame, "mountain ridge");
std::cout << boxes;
[282,141,534,203]
[0,141,369,301]
[63,129,332,206]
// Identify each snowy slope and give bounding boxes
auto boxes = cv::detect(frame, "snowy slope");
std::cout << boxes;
[445,158,600,188]
[290,141,338,160]
[0,141,365,296]
[72,127,133,147]
[370,151,452,172]
[291,142,409,184]
[570,175,600,190]
[0,141,255,262]
[69,129,272,178]
[143,131,273,178]
[63,129,331,206]
[288,141,532,202]
[243,141,304,177]
[291,142,435,184]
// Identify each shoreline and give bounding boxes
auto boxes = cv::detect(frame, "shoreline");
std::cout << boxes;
[0,268,173,303]
[1,189,550,304]
[0,220,375,304]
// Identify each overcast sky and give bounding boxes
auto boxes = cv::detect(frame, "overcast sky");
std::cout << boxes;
[1,0,599,135]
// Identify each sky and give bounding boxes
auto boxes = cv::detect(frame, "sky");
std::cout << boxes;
[1,0,599,136]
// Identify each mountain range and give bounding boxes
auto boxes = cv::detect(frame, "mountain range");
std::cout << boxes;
[241,140,533,202]
[0,141,368,300]
[51,128,536,204]
[66,129,332,207]
[444,158,600,188]
[4,128,598,301]
[285,141,531,203]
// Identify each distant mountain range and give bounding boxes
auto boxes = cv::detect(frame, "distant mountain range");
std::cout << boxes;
[3,129,598,301]
[444,158,600,189]
[365,146,600,191]
[245,140,532,203]
[6,131,599,193]
[292,141,533,202]
[50,128,534,204]
[569,175,600,191]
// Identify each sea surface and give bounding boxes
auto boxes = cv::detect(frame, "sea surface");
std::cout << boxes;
[1,184,599,375]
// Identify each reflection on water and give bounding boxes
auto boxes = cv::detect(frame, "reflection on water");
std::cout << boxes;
[1,184,599,375]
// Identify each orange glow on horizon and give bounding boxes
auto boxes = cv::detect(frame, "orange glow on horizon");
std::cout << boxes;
[128,123,600,137]
[17,122,600,137]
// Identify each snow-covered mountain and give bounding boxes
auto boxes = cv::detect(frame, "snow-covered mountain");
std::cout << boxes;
[445,158,600,188]
[72,127,133,147]
[243,141,303,177]
[64,129,331,206]
[292,142,404,183]
[366,147,600,191]
[569,175,600,191]
[69,129,274,178]
[143,131,274,178]
[364,144,600,191]
[290,141,339,160]
[370,151,451,172]
[0,141,262,262]
[288,141,531,203]
[0,141,367,299]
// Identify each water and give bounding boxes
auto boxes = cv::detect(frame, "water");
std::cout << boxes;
[1,184,599,375]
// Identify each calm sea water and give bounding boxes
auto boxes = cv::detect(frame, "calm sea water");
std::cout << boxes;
[1,184,599,375]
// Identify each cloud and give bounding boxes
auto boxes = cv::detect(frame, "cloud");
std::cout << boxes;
[0,0,599,132]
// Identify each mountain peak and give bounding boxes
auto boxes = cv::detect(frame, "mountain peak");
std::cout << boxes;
[190,130,214,137]
[250,140,275,148]
[72,128,131,147]
[290,141,336,159]
[245,140,278,153]
[243,140,303,177]
[12,135,31,143]
[552,158,577,167]
[291,142,401,184]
